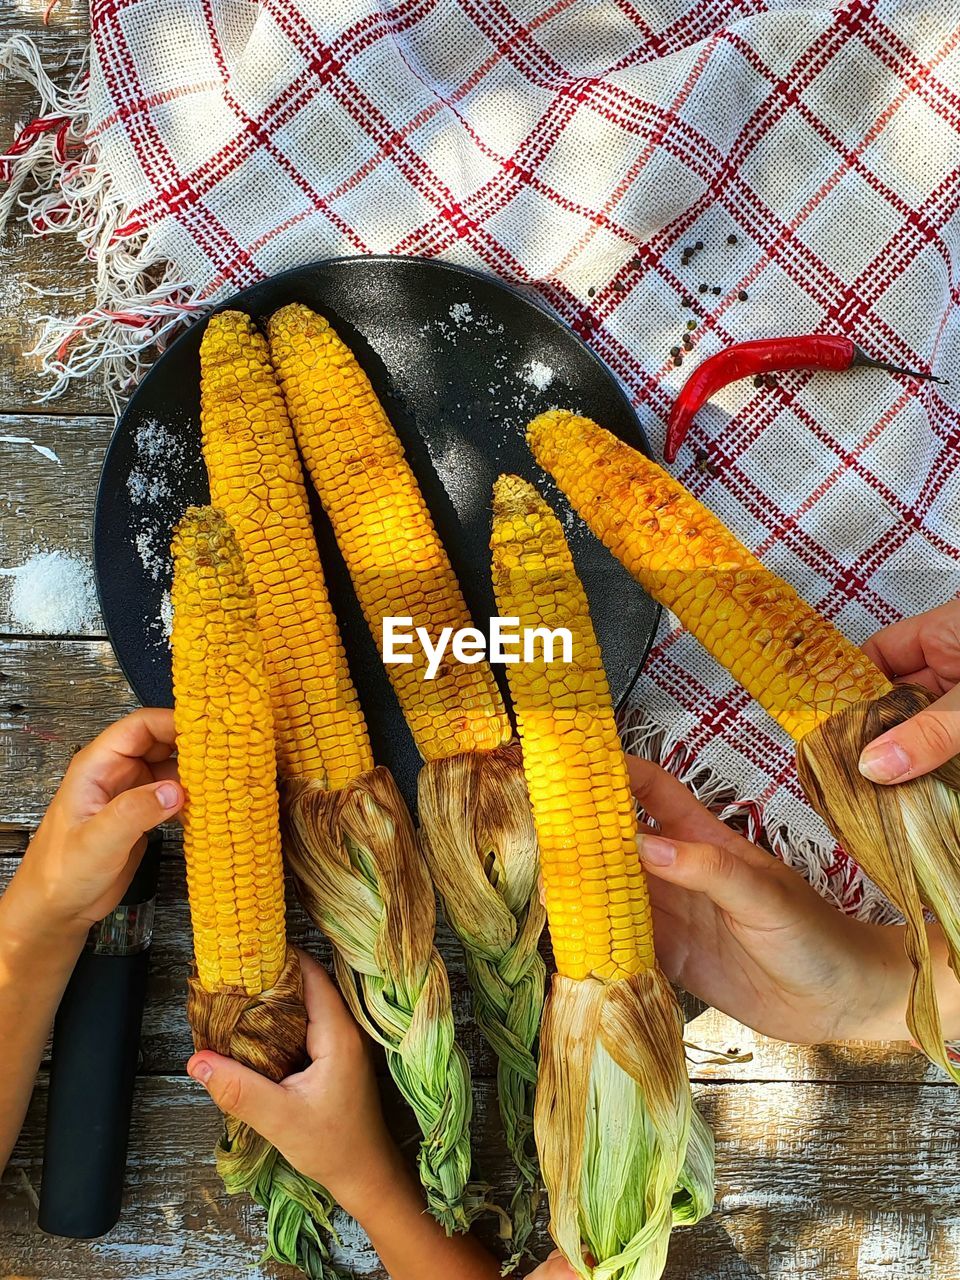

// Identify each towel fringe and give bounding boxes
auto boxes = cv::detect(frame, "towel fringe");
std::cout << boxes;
[0,36,198,412]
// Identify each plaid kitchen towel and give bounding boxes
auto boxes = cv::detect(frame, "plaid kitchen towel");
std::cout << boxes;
[3,0,960,914]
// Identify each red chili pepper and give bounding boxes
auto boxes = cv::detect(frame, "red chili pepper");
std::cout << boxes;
[664,335,946,463]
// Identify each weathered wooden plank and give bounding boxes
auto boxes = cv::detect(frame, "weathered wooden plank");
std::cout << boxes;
[0,1,105,418]
[3,1075,959,1279]
[0,415,113,636]
[0,639,137,827]
[685,1004,945,1088]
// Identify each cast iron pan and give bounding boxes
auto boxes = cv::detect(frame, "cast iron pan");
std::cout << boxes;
[94,256,660,807]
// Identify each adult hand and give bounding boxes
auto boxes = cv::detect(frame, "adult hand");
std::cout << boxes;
[857,601,960,783]
[628,756,915,1044]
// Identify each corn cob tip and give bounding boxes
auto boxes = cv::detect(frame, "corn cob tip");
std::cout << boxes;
[526,410,579,467]
[266,301,330,341]
[491,473,543,520]
[200,308,257,350]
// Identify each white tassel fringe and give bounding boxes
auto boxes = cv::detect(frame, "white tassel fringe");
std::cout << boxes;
[0,36,199,412]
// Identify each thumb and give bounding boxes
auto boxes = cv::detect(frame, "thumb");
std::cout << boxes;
[638,831,776,920]
[83,780,183,853]
[187,1051,291,1143]
[858,683,960,783]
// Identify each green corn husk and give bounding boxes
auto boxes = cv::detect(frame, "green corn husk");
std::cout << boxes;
[216,1129,344,1279]
[536,968,715,1280]
[187,947,347,1280]
[282,767,477,1232]
[797,683,960,1083]
[418,739,547,1257]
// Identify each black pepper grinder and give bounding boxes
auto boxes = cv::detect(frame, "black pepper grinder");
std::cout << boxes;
[38,832,161,1238]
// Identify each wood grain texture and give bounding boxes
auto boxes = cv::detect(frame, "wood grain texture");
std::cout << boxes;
[0,415,113,636]
[3,1074,959,1279]
[0,1,105,418]
[0,640,138,827]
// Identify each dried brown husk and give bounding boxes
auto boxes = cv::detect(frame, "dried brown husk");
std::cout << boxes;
[796,683,960,1082]
[187,945,345,1279]
[418,739,546,1255]
[283,767,476,1233]
[535,968,714,1280]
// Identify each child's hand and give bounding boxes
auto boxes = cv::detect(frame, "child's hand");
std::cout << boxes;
[13,708,183,939]
[187,951,400,1218]
[858,601,960,782]
[628,756,914,1044]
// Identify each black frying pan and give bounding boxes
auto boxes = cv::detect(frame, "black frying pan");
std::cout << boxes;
[94,256,660,806]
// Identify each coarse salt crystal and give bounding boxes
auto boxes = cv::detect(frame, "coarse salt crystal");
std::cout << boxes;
[159,590,173,641]
[449,302,473,327]
[0,551,98,634]
[524,360,554,392]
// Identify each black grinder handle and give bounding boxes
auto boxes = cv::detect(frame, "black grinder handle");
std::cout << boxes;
[38,836,160,1239]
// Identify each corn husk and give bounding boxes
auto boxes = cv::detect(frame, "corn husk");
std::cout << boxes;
[796,683,960,1082]
[282,767,476,1232]
[186,945,346,1279]
[418,739,546,1255]
[536,968,714,1280]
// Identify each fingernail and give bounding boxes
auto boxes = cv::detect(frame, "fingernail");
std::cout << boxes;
[639,834,676,866]
[858,740,911,783]
[189,1059,212,1084]
[156,782,180,810]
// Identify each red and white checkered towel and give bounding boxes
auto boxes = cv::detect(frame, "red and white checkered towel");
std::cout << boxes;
[4,0,960,913]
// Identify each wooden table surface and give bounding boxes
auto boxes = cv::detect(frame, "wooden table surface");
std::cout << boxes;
[2,5,959,1278]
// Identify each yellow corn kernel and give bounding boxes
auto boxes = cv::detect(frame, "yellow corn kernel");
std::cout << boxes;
[171,505,287,996]
[267,302,511,762]
[490,475,653,982]
[528,410,892,741]
[200,310,372,787]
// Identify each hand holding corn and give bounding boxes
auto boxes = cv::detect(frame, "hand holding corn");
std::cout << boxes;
[859,601,960,783]
[628,756,960,1043]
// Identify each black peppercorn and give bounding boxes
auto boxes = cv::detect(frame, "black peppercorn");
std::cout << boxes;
[738,289,748,301]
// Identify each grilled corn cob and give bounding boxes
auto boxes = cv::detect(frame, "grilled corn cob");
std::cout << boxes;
[267,302,511,761]
[171,504,286,994]
[268,303,542,1250]
[489,475,651,982]
[527,410,892,740]
[529,411,960,1087]
[490,476,713,1280]
[172,506,345,1280]
[200,310,372,787]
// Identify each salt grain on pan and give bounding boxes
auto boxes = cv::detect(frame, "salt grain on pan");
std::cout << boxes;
[0,552,97,634]
[524,360,554,392]
[159,590,173,641]
[136,530,167,582]
[134,418,177,462]
[449,301,473,327]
